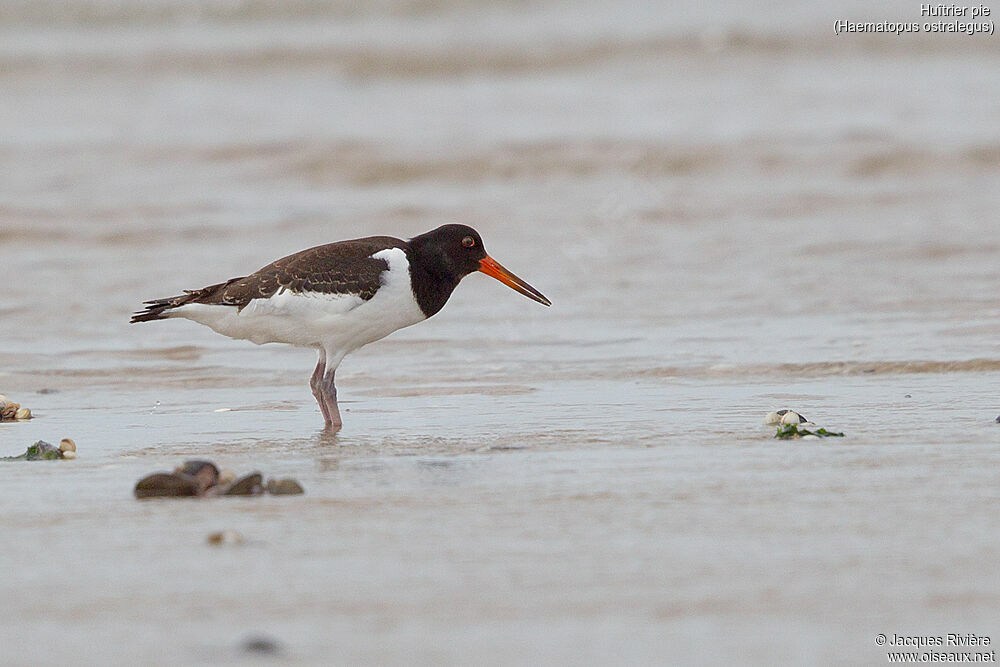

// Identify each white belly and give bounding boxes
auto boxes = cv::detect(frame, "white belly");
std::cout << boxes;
[169,248,426,358]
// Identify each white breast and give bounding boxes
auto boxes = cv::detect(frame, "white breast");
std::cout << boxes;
[169,248,427,362]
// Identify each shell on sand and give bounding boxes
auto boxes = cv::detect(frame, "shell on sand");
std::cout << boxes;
[780,411,805,425]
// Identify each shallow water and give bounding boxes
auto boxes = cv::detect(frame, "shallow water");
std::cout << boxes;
[2,1,1000,664]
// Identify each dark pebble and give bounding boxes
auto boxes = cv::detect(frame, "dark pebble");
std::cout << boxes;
[176,460,220,492]
[134,472,201,498]
[241,635,280,655]
[224,472,264,496]
[266,478,305,495]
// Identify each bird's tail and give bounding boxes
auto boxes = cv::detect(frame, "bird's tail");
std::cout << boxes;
[130,278,243,324]
[130,293,197,323]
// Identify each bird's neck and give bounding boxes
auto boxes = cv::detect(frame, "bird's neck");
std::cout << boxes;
[405,245,462,319]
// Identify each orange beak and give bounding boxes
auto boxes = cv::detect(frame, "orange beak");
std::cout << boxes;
[478,255,551,306]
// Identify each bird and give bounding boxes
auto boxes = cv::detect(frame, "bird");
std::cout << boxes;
[131,224,551,430]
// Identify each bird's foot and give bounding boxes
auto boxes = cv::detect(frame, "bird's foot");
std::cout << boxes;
[322,397,342,431]
[310,351,334,425]
[320,369,342,430]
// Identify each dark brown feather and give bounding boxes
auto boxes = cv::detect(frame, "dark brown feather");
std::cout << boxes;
[131,236,406,323]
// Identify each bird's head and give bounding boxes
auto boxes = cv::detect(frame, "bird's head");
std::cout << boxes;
[409,224,551,306]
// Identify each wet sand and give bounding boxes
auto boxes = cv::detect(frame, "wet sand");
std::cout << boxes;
[3,0,1000,664]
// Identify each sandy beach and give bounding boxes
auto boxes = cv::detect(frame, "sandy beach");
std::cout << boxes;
[2,1,1000,664]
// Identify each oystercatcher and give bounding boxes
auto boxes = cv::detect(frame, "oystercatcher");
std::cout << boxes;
[131,224,550,429]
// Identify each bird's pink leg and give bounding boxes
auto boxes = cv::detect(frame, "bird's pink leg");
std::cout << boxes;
[309,349,332,425]
[320,367,343,431]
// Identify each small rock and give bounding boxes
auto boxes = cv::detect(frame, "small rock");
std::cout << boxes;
[241,635,280,655]
[207,530,245,546]
[59,438,76,453]
[801,434,820,440]
[62,451,77,460]
[135,462,304,499]
[176,460,218,477]
[134,472,201,498]
[14,407,30,420]
[224,472,264,496]
[176,460,219,493]
[267,478,304,495]
[24,441,62,460]
[3,440,67,461]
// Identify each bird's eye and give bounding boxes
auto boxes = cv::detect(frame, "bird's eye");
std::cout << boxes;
[462,236,475,248]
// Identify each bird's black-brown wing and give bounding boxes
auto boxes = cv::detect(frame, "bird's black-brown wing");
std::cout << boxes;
[131,236,407,323]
